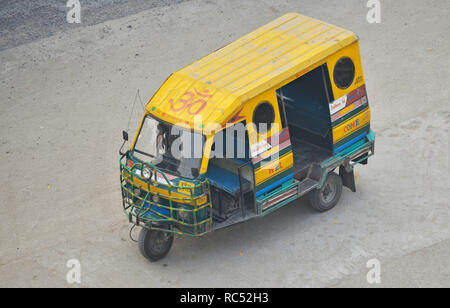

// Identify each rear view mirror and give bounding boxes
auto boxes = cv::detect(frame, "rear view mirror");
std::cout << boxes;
[119,131,129,156]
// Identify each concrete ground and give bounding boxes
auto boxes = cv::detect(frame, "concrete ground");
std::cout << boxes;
[0,0,448,288]
[0,0,191,51]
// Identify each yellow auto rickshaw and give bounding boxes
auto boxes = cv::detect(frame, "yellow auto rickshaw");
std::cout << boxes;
[119,13,375,261]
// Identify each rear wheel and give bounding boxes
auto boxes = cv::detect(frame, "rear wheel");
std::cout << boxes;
[309,172,343,212]
[138,227,174,262]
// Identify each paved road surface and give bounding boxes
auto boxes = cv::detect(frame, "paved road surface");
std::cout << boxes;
[0,0,191,51]
[0,0,448,287]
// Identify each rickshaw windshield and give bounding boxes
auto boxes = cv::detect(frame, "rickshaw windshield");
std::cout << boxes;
[132,115,205,179]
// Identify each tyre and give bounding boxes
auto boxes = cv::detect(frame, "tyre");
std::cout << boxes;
[309,172,343,212]
[138,227,174,262]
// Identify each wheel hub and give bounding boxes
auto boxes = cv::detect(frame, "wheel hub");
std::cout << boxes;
[321,181,336,203]
[151,231,170,253]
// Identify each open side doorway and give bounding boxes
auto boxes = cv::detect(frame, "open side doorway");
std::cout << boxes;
[276,63,334,175]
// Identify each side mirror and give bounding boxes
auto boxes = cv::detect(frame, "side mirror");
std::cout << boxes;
[119,131,129,156]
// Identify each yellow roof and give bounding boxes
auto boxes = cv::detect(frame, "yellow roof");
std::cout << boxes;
[147,12,358,131]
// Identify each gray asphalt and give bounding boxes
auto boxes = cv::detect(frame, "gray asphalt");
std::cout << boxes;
[0,0,448,288]
[0,0,191,51]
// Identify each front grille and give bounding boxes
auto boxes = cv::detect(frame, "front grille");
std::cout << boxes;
[119,155,213,237]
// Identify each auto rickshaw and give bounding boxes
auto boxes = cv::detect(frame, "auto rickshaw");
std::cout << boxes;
[119,13,375,261]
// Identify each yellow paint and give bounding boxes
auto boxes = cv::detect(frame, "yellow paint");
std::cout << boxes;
[339,103,355,116]
[122,172,192,204]
[196,194,208,206]
[199,136,214,174]
[333,108,370,143]
[178,181,195,195]
[324,41,365,101]
[254,152,293,185]
[242,90,284,159]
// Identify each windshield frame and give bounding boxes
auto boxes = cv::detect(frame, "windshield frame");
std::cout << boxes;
[131,113,206,179]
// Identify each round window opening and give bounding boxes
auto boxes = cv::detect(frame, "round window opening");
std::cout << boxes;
[253,101,275,133]
[333,57,355,89]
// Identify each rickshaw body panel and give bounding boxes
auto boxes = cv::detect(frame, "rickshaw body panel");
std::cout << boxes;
[145,12,358,132]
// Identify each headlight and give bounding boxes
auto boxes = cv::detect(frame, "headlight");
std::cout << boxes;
[178,208,189,219]
[142,165,152,180]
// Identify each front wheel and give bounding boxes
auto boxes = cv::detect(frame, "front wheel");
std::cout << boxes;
[309,172,343,212]
[138,227,174,262]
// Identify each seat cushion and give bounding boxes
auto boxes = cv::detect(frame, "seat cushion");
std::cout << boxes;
[205,164,250,196]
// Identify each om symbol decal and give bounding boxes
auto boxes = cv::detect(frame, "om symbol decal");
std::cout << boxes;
[169,88,212,115]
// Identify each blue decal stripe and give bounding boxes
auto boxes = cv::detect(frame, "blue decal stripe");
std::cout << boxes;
[333,132,367,154]
[255,174,293,197]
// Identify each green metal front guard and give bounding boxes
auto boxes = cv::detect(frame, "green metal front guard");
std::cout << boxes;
[119,154,213,237]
